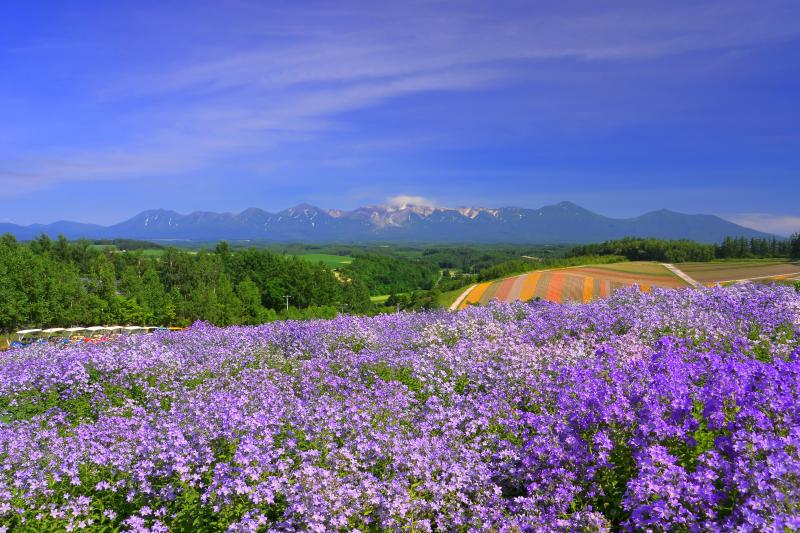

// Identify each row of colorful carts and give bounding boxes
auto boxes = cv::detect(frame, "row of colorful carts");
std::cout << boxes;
[5,326,185,349]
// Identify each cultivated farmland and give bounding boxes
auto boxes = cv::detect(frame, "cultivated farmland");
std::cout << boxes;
[458,261,687,308]
[679,260,800,285]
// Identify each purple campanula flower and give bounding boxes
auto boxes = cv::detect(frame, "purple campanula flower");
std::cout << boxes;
[0,284,797,530]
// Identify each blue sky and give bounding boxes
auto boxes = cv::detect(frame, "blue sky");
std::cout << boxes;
[1,1,799,234]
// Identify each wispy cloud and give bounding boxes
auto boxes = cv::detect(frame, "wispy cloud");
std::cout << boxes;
[387,194,436,208]
[3,0,800,199]
[725,213,800,236]
[117,0,800,96]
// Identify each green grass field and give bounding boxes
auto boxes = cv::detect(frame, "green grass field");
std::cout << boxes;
[138,249,166,257]
[88,244,166,258]
[437,288,467,308]
[370,289,463,308]
[293,253,354,269]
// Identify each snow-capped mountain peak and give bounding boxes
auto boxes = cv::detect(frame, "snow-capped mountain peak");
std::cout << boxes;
[3,201,773,243]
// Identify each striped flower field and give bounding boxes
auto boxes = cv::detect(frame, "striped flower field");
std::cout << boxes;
[458,261,688,308]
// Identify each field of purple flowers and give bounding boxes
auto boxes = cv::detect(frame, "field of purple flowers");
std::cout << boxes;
[1,285,799,531]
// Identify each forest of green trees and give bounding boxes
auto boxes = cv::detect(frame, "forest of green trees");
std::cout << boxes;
[0,235,371,332]
[342,254,439,295]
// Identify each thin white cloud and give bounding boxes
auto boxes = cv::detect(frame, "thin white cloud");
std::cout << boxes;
[114,0,800,97]
[387,195,436,208]
[2,65,503,196]
[4,0,800,196]
[724,213,800,236]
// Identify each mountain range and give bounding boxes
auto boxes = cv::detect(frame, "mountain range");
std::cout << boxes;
[0,201,774,244]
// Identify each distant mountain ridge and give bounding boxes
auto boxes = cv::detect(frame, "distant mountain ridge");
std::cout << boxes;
[0,201,774,243]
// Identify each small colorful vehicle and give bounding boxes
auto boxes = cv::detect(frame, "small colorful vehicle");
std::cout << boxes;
[42,328,70,346]
[4,325,183,350]
[10,329,44,349]
[83,326,109,343]
[64,327,88,343]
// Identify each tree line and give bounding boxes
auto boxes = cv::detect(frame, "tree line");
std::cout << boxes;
[0,235,371,332]
[715,235,799,259]
[263,243,567,274]
[569,235,800,263]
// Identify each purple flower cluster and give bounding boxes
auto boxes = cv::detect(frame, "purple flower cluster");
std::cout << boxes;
[0,284,799,531]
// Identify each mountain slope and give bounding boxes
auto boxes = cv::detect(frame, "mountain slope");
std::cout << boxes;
[1,202,774,243]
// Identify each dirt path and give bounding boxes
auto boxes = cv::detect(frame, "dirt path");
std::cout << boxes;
[661,263,702,288]
[449,284,477,311]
